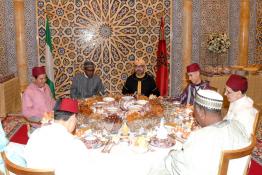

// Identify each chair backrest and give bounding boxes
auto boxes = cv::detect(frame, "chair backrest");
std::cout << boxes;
[217,134,257,175]
[1,152,55,175]
[252,111,260,135]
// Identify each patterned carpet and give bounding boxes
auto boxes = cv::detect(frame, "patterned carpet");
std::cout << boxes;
[1,115,28,139]
[252,119,262,166]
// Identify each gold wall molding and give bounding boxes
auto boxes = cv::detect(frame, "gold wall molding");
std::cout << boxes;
[238,0,250,66]
[182,0,192,88]
[14,0,28,91]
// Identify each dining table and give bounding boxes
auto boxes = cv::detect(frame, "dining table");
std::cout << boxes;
[74,95,194,175]
[83,140,182,175]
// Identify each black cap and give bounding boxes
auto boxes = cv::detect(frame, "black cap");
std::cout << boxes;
[84,60,95,68]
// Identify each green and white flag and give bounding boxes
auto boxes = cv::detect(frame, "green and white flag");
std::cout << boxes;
[45,17,56,99]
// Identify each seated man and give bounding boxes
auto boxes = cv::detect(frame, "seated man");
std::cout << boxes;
[224,74,258,136]
[70,60,105,99]
[0,122,26,174]
[22,66,55,122]
[122,58,160,97]
[25,98,90,175]
[179,63,210,105]
[149,89,249,175]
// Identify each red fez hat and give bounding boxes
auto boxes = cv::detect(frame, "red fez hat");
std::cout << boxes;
[32,66,46,77]
[59,98,79,113]
[187,63,200,73]
[226,74,248,93]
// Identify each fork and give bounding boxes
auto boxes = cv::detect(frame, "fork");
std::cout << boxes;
[106,142,115,153]
[101,139,111,153]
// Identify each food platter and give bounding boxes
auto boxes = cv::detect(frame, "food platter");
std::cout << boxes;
[149,136,176,148]
[81,136,104,149]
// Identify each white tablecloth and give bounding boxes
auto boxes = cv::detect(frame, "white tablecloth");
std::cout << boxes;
[7,142,25,158]
[85,141,182,175]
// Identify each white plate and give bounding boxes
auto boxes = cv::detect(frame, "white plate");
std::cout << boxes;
[121,96,134,101]
[94,101,106,106]
[149,136,176,148]
[173,101,181,105]
[135,100,148,105]
[106,107,119,113]
[84,135,97,141]
[128,105,142,111]
[103,97,115,102]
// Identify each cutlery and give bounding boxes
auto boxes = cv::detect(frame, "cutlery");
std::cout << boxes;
[101,139,111,153]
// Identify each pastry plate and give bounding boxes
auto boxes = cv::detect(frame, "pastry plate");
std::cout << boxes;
[81,138,104,149]
[149,136,176,148]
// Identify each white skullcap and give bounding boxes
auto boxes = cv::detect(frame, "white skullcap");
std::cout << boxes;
[195,89,223,110]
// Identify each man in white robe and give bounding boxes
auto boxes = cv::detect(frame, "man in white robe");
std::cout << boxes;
[0,122,26,174]
[149,90,249,175]
[224,74,258,136]
[24,98,90,175]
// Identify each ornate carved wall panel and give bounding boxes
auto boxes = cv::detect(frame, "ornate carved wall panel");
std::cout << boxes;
[3,0,17,75]
[192,0,201,64]
[25,0,38,81]
[199,0,229,66]
[37,0,171,98]
[247,0,257,64]
[0,0,8,76]
[170,0,183,96]
[228,0,240,66]
[255,0,262,63]
[0,0,38,81]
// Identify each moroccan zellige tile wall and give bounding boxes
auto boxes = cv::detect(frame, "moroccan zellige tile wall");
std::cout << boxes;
[36,0,171,98]
[199,0,229,66]
[0,0,8,76]
[255,0,262,63]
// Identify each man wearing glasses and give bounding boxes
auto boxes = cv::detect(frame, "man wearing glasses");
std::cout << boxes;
[224,74,258,136]
[70,60,105,99]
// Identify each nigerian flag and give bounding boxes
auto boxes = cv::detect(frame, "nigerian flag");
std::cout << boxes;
[45,17,56,99]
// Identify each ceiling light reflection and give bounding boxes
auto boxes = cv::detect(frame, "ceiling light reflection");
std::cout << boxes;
[82,30,94,42]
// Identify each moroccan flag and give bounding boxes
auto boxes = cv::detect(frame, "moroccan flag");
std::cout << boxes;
[45,17,56,99]
[156,17,169,96]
